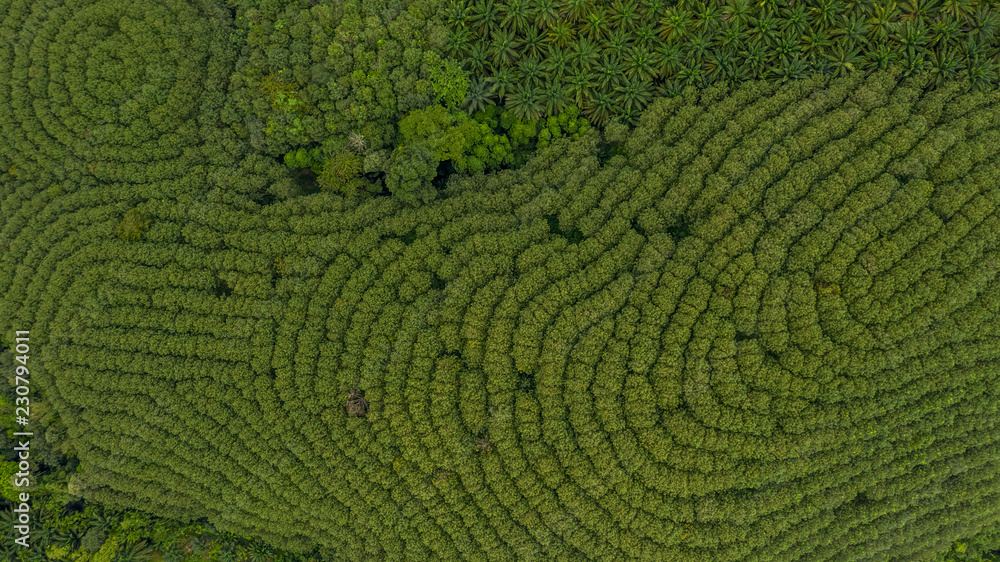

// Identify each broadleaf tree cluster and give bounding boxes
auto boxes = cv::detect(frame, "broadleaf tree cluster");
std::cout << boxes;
[2,49,1000,560]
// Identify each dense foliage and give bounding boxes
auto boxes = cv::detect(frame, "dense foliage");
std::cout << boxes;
[3,0,1000,559]
[3,60,1000,560]
[447,0,1000,126]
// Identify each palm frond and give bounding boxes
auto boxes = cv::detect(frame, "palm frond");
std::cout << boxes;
[464,77,497,115]
[723,0,755,27]
[569,37,601,73]
[517,55,544,87]
[613,76,652,115]
[928,46,962,85]
[583,92,615,126]
[539,79,572,116]
[825,44,864,77]
[558,0,591,24]
[692,0,724,33]
[775,53,810,82]
[522,27,549,58]
[547,20,576,48]
[624,44,656,81]
[506,83,544,120]
[446,28,473,59]
[609,0,641,33]
[565,69,596,106]
[658,7,693,42]
[491,66,516,100]
[654,40,684,79]
[500,0,533,35]
[468,0,502,35]
[582,9,611,41]
[595,53,625,91]
[533,0,561,29]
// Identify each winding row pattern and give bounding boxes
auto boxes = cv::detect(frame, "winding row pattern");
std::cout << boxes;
[0,0,260,194]
[3,60,1000,561]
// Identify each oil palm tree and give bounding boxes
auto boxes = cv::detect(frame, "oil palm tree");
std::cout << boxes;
[464,76,497,115]
[749,11,781,47]
[609,0,641,33]
[867,1,900,42]
[117,540,156,562]
[720,55,750,85]
[500,0,533,35]
[489,28,520,67]
[624,43,656,81]
[617,106,640,127]
[635,22,657,46]
[445,1,470,30]
[596,52,625,91]
[842,0,876,18]
[801,27,835,58]
[654,40,684,79]
[491,66,516,100]
[607,29,632,58]
[811,0,844,31]
[705,47,733,83]
[864,41,900,70]
[832,12,872,50]
[773,30,800,59]
[658,6,693,42]
[740,41,772,79]
[521,27,549,58]
[539,79,572,116]
[899,45,931,75]
[964,5,1000,45]
[446,27,473,59]
[756,0,779,13]
[467,43,490,75]
[705,47,739,82]
[685,29,715,62]
[780,3,812,36]
[927,46,961,85]
[548,20,576,48]
[723,0,754,27]
[613,76,652,115]
[582,9,611,41]
[468,0,502,35]
[692,0,724,33]
[892,18,931,57]
[569,37,601,73]
[927,14,962,50]
[656,78,686,98]
[717,19,749,50]
[676,62,706,86]
[640,0,667,22]
[939,0,974,20]
[565,68,596,106]
[533,0,560,29]
[506,83,544,120]
[775,53,810,82]
[246,542,273,562]
[583,91,615,126]
[960,34,993,61]
[899,0,938,21]
[965,56,998,92]
[826,44,863,76]
[558,0,591,24]
[517,55,545,87]
[541,46,571,79]
[18,547,48,562]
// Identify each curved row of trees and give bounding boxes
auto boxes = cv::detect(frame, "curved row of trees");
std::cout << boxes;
[2,65,999,559]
